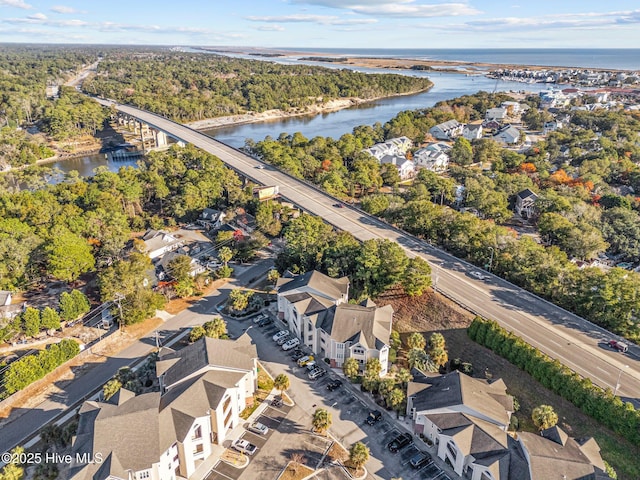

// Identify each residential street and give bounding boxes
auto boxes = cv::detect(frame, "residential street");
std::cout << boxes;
[0,259,273,455]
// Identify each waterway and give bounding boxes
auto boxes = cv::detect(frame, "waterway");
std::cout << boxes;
[51,70,551,177]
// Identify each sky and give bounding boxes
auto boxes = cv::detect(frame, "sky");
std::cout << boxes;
[0,0,639,48]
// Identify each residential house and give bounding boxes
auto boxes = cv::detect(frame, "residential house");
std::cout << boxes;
[197,208,226,230]
[143,230,184,260]
[406,370,610,480]
[0,291,24,320]
[407,371,520,479]
[380,154,416,180]
[543,120,564,134]
[500,101,522,115]
[413,147,449,172]
[276,270,394,375]
[482,120,502,132]
[518,426,610,480]
[429,120,463,140]
[492,125,521,145]
[69,335,258,480]
[232,208,257,236]
[485,107,508,122]
[462,122,483,141]
[362,136,413,161]
[515,188,539,218]
[156,251,205,278]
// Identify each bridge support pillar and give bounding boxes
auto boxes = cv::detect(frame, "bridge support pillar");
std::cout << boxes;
[155,131,168,147]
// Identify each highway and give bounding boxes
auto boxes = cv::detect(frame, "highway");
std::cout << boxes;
[95,99,640,405]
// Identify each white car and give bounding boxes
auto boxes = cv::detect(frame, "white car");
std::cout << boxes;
[276,335,291,345]
[232,439,257,455]
[282,338,300,350]
[470,271,487,280]
[248,422,269,435]
[255,164,265,169]
[272,330,289,342]
[252,314,267,324]
[308,367,326,380]
[206,261,222,270]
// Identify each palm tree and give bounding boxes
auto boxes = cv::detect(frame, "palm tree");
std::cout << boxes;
[274,373,290,395]
[203,316,227,339]
[407,332,426,350]
[532,404,558,431]
[349,442,370,470]
[385,388,405,412]
[378,377,396,399]
[396,368,413,388]
[343,357,359,381]
[312,408,332,435]
[428,333,448,367]
[217,246,233,268]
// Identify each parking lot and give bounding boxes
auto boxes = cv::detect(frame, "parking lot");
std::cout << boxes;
[224,309,454,480]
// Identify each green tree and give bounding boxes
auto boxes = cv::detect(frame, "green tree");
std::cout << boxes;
[396,368,413,388]
[274,373,290,395]
[0,446,25,480]
[189,325,206,343]
[228,289,252,312]
[451,137,473,165]
[267,269,280,287]
[203,317,227,339]
[407,332,426,350]
[44,227,95,282]
[58,290,90,322]
[40,307,61,331]
[218,246,234,268]
[312,408,332,435]
[428,333,448,367]
[407,348,437,372]
[385,388,405,412]
[22,307,41,337]
[390,330,401,350]
[378,377,396,399]
[103,379,122,401]
[531,404,559,431]
[348,442,370,470]
[167,254,193,282]
[365,358,382,378]
[174,278,195,298]
[343,357,360,381]
[402,257,432,296]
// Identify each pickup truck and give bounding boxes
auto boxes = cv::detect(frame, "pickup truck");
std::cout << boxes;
[608,340,629,353]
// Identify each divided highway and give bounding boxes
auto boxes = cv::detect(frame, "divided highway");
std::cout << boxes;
[97,99,640,403]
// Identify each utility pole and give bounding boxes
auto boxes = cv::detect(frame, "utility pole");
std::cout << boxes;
[114,293,125,333]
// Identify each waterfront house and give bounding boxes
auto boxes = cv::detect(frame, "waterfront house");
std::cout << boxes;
[380,154,416,180]
[413,147,450,172]
[429,120,463,140]
[462,122,483,141]
[363,136,413,160]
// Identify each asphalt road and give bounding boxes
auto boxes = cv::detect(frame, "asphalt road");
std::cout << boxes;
[0,260,273,455]
[96,99,640,404]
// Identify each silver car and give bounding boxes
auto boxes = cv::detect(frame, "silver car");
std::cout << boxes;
[248,421,269,435]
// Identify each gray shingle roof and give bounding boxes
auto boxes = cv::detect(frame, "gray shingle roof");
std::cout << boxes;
[285,292,336,316]
[157,335,257,388]
[409,371,513,426]
[276,270,349,301]
[318,302,393,350]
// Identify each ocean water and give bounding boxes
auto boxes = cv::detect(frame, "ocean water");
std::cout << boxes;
[283,48,640,71]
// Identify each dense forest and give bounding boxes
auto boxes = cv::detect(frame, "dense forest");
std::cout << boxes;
[82,52,433,122]
[249,91,640,340]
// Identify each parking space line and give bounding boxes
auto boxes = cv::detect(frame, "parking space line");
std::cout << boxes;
[206,469,235,480]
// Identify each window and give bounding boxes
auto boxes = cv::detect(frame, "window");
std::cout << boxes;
[138,472,150,480]
[223,396,232,413]
[353,347,365,355]
[447,441,458,460]
[192,425,202,440]
[193,443,204,456]
[224,408,234,428]
[481,473,495,480]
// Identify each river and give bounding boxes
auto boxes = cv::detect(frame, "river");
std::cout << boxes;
[51,70,551,177]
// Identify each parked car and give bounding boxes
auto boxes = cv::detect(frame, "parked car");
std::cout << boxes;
[297,355,314,367]
[206,261,222,270]
[282,338,300,350]
[409,452,432,469]
[470,271,487,280]
[248,421,269,435]
[326,379,342,391]
[257,317,273,327]
[232,439,258,455]
[276,335,291,346]
[308,367,326,380]
[305,361,317,371]
[608,340,629,353]
[290,349,305,360]
[272,396,283,407]
[387,432,413,453]
[366,410,382,425]
[272,330,289,342]
[252,314,267,324]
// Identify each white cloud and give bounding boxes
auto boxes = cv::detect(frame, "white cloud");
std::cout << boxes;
[256,25,285,31]
[51,5,86,14]
[26,12,46,20]
[246,14,377,25]
[0,0,31,9]
[289,0,480,18]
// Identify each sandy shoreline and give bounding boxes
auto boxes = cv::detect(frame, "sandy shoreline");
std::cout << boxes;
[185,86,432,130]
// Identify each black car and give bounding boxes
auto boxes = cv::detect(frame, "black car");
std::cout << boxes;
[409,451,432,469]
[326,379,342,391]
[387,432,413,453]
[366,410,382,425]
[258,317,273,327]
[290,350,305,361]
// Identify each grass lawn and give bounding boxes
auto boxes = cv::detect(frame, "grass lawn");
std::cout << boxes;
[376,288,640,480]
